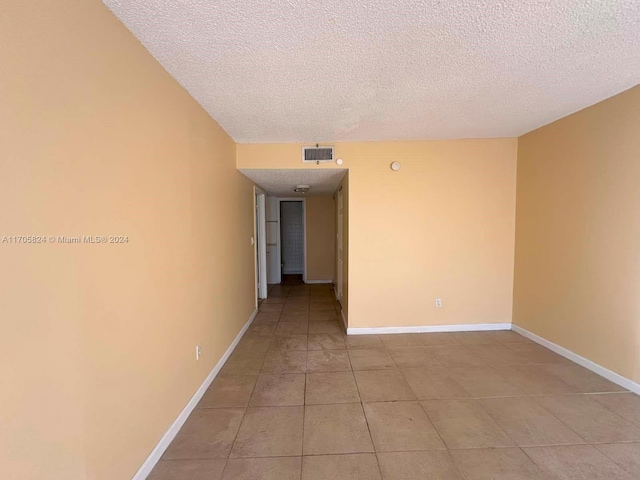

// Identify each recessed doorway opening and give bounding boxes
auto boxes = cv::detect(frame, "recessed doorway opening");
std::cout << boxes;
[279,199,306,284]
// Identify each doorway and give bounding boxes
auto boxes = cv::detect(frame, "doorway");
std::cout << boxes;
[279,199,306,284]
[336,187,344,300]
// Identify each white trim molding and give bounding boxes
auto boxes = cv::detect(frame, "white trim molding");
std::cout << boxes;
[132,308,259,480]
[305,279,333,284]
[346,322,511,335]
[511,324,640,395]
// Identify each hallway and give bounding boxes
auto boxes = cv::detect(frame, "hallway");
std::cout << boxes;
[148,285,640,479]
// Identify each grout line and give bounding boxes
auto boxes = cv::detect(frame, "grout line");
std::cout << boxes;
[417,401,450,451]
[351,375,381,473]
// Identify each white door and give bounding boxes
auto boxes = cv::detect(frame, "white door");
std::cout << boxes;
[336,187,343,300]
[256,193,268,299]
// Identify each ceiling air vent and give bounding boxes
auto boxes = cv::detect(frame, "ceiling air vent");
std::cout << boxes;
[302,145,334,163]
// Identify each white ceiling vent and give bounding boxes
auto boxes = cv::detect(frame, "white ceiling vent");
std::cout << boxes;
[302,145,334,163]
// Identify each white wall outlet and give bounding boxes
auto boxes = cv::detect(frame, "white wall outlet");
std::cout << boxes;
[250,236,255,245]
[435,298,442,308]
[196,345,201,360]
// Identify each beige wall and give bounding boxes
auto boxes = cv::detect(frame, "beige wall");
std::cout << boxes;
[237,140,517,328]
[0,1,256,479]
[513,85,640,384]
[305,196,335,281]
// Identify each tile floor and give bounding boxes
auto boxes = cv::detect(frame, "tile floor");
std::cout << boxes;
[149,283,640,479]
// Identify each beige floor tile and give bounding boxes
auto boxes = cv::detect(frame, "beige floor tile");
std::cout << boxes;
[309,306,337,314]
[252,312,280,324]
[495,365,576,395]
[275,322,309,336]
[199,375,258,408]
[268,285,288,292]
[309,311,339,322]
[280,312,309,323]
[401,366,470,400]
[261,350,307,374]
[387,346,441,368]
[303,403,374,455]
[309,284,332,293]
[305,372,360,404]
[220,351,266,376]
[427,345,487,367]
[354,370,416,402]
[235,335,273,354]
[345,335,385,349]
[540,364,627,393]
[523,445,634,479]
[163,408,244,459]
[249,374,305,406]
[308,320,343,334]
[422,399,514,449]
[283,303,309,314]
[309,294,335,302]
[486,330,532,344]
[451,331,501,345]
[592,393,640,426]
[364,401,444,451]
[307,333,346,350]
[261,296,286,304]
[447,366,525,398]
[285,296,310,305]
[231,406,303,458]
[252,316,279,326]
[467,344,533,365]
[259,303,284,313]
[348,349,396,370]
[479,396,585,446]
[246,324,277,336]
[505,343,568,364]
[596,443,640,478]
[309,302,336,312]
[451,447,548,480]
[148,459,226,480]
[415,332,460,346]
[222,457,301,480]
[269,335,308,352]
[379,333,423,348]
[302,453,381,480]
[306,350,352,372]
[288,286,309,294]
[534,395,640,443]
[377,451,464,480]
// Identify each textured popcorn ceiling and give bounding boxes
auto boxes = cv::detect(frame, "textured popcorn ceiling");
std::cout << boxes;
[239,169,347,197]
[102,1,640,143]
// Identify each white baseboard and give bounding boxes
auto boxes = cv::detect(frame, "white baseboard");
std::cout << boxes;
[346,322,511,335]
[511,324,640,395]
[305,279,333,284]
[132,308,259,480]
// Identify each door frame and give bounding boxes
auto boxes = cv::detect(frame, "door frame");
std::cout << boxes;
[277,198,307,283]
[254,187,268,301]
[336,187,343,300]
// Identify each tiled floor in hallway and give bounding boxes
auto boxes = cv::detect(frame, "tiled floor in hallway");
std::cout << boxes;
[149,283,640,479]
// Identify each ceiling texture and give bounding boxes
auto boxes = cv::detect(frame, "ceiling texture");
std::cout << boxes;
[103,1,640,143]
[239,169,347,197]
